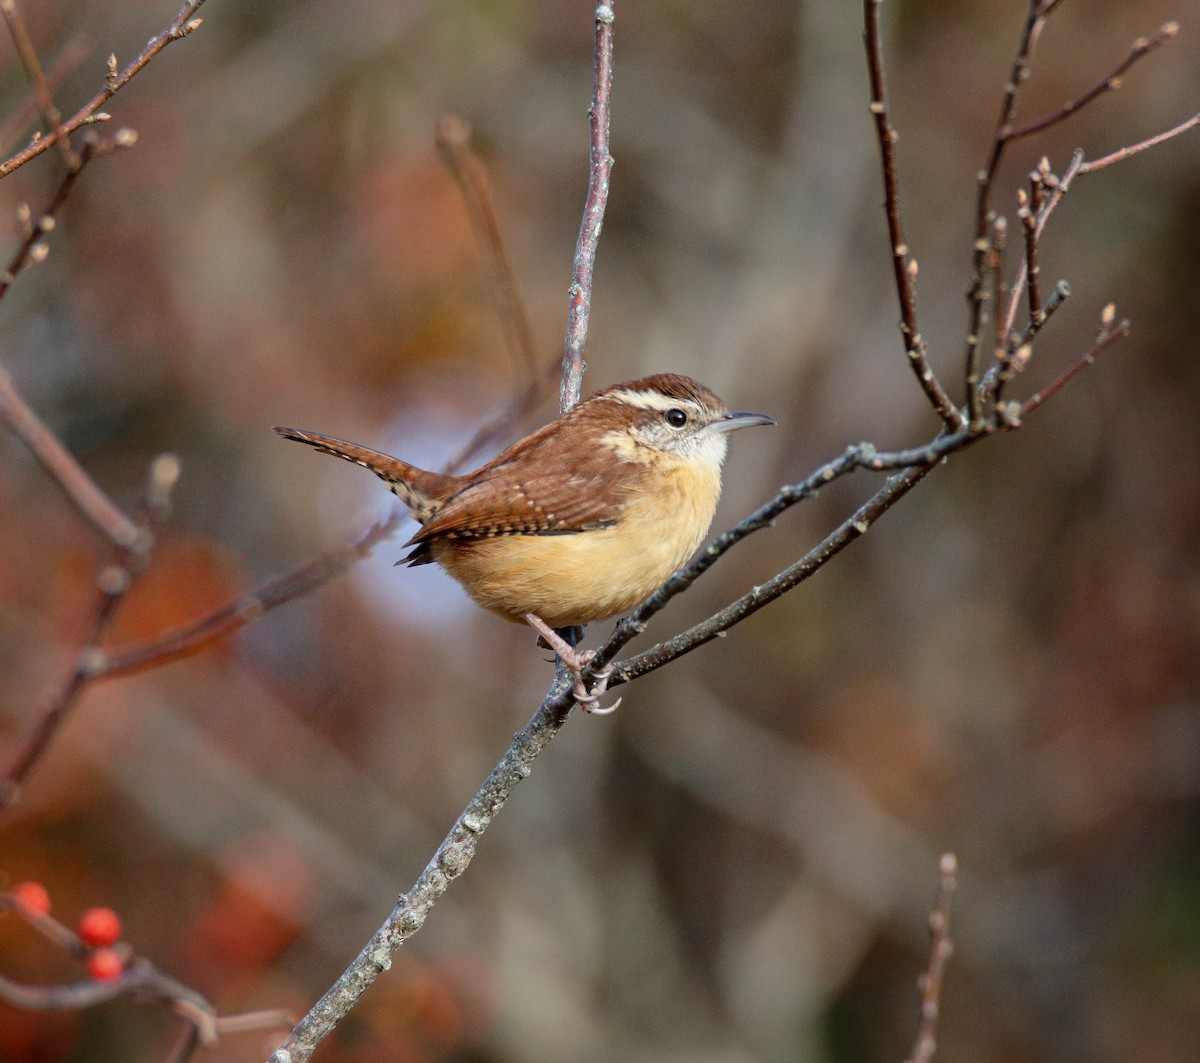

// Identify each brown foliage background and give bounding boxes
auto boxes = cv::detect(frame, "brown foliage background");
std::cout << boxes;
[1,1,1199,1060]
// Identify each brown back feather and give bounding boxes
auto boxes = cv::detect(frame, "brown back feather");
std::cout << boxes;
[410,407,639,543]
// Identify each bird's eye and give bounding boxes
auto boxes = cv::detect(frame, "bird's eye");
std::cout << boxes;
[664,408,688,428]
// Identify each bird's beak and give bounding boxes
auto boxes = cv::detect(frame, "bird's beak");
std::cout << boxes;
[709,411,776,433]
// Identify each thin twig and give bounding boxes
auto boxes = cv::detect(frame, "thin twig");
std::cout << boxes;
[1078,110,1200,174]
[2,818,293,1048]
[433,114,559,474]
[0,362,143,550]
[990,101,1199,383]
[2,137,89,298]
[989,216,1009,368]
[1016,187,1041,323]
[995,150,1085,361]
[95,511,403,679]
[905,853,958,1063]
[993,278,1069,402]
[0,129,138,299]
[0,0,79,169]
[0,475,399,818]
[587,437,969,680]
[1007,22,1180,141]
[963,0,1057,412]
[0,28,94,153]
[607,464,934,686]
[863,0,962,430]
[1021,307,1129,417]
[435,114,540,383]
[0,0,206,178]
[592,300,1132,687]
[966,215,1007,423]
[0,964,289,1043]
[443,359,559,475]
[0,456,179,816]
[559,1,615,415]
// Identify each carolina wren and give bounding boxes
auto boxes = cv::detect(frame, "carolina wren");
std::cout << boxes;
[276,373,774,709]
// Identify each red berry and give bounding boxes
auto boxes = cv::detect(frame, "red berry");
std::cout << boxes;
[11,881,51,916]
[77,907,123,947]
[86,947,124,981]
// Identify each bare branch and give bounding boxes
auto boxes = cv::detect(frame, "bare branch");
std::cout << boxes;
[434,115,559,474]
[268,682,575,1063]
[96,511,403,679]
[1078,109,1200,174]
[1016,187,1041,323]
[995,149,1085,358]
[993,277,1069,402]
[863,0,963,430]
[0,455,179,817]
[0,125,137,301]
[559,1,615,414]
[0,361,144,550]
[0,28,93,153]
[0,0,207,178]
[1,137,92,298]
[0,965,289,1045]
[966,215,1008,423]
[905,853,958,1063]
[1020,306,1129,417]
[609,464,933,686]
[443,359,558,475]
[436,114,540,383]
[962,0,1058,410]
[1007,21,1180,141]
[0,0,79,169]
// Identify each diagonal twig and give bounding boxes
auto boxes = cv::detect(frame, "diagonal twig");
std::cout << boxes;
[0,28,95,154]
[96,512,403,679]
[1020,305,1129,417]
[993,149,1085,369]
[0,362,143,550]
[1007,21,1180,141]
[0,0,80,169]
[0,456,179,817]
[0,0,206,178]
[266,678,574,1063]
[1078,109,1200,174]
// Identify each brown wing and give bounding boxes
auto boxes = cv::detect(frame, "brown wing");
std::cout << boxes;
[409,413,638,545]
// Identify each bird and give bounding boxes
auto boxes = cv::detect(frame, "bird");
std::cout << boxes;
[276,373,774,710]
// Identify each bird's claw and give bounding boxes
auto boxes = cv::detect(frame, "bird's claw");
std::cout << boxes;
[523,613,622,715]
[572,659,620,715]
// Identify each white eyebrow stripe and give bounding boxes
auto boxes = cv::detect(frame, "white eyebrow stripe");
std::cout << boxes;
[607,388,698,412]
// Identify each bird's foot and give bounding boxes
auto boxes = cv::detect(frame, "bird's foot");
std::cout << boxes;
[523,614,621,714]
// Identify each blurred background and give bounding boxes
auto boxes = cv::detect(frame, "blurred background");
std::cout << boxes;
[1,0,1198,1060]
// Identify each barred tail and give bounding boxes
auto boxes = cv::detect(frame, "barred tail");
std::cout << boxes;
[274,427,460,522]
